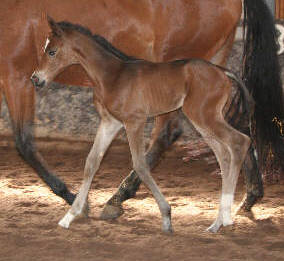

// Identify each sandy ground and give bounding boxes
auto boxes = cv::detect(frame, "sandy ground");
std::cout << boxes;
[0,136,283,261]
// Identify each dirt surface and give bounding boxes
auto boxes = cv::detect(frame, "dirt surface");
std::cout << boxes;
[0,136,283,261]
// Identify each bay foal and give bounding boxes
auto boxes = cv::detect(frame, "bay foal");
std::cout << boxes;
[32,18,251,233]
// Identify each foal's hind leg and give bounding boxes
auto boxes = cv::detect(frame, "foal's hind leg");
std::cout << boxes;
[58,115,122,228]
[190,123,233,231]
[182,91,250,232]
[190,118,249,232]
[207,127,250,232]
[125,120,172,233]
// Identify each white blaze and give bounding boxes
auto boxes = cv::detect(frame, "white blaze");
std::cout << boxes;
[44,38,50,52]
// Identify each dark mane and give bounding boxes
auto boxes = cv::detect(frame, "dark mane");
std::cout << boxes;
[57,21,139,62]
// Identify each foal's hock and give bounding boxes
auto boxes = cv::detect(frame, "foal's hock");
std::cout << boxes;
[32,17,251,233]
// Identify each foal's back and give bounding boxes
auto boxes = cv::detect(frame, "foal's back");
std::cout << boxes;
[107,59,231,119]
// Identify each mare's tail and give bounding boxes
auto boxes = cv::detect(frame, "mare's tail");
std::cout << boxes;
[243,0,284,172]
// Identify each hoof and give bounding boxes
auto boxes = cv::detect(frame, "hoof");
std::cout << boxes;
[100,204,124,220]
[207,220,222,233]
[236,194,255,214]
[236,205,256,221]
[162,216,173,234]
[207,224,220,233]
[58,219,69,229]
[207,219,233,233]
[162,225,173,234]
[223,219,234,227]
[236,203,250,215]
[58,212,75,229]
[237,192,263,213]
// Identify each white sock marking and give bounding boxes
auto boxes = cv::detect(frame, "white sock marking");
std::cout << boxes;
[221,193,234,226]
[58,212,75,229]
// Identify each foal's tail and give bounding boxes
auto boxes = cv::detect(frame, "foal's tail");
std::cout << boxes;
[223,70,254,119]
[208,60,254,122]
[243,0,284,171]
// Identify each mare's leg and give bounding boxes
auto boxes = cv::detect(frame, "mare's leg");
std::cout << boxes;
[125,120,172,233]
[101,111,182,219]
[240,146,264,211]
[58,115,122,228]
[0,42,75,204]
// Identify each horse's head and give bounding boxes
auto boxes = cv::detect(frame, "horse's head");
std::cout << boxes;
[31,16,78,88]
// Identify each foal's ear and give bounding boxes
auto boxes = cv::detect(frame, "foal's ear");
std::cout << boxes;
[47,15,63,37]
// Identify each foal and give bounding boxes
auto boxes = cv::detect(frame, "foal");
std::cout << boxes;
[31,17,251,233]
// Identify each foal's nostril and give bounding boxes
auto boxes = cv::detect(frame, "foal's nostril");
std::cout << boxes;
[31,74,46,88]
[30,74,46,88]
[31,74,39,84]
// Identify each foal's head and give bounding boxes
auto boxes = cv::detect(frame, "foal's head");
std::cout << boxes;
[31,16,80,88]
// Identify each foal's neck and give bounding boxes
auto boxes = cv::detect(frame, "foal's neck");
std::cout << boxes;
[74,34,123,88]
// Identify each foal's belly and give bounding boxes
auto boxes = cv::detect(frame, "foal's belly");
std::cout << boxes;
[146,94,186,117]
[142,79,187,116]
[138,64,188,116]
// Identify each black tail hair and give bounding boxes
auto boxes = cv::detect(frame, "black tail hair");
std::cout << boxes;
[243,0,284,172]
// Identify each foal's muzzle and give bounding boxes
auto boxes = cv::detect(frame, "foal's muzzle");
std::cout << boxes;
[30,73,46,88]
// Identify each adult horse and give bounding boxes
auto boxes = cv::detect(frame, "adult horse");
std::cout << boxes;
[0,0,282,217]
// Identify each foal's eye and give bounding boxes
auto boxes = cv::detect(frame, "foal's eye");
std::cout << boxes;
[48,50,56,57]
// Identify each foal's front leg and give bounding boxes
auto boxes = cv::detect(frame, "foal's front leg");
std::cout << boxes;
[58,116,122,228]
[101,111,183,220]
[125,121,172,233]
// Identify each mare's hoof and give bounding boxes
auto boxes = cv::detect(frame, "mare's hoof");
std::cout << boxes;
[236,194,255,215]
[236,203,250,215]
[237,192,263,214]
[100,203,124,220]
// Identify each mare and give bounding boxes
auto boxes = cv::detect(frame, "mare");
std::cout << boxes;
[31,17,252,233]
[0,0,282,217]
